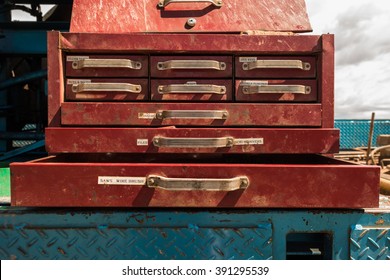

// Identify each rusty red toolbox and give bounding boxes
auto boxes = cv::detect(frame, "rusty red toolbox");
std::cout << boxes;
[48,32,334,129]
[10,154,380,208]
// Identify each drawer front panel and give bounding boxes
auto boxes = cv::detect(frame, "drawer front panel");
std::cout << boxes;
[66,79,148,101]
[150,56,233,78]
[61,103,322,127]
[235,56,316,78]
[151,79,233,101]
[11,155,379,208]
[66,55,148,77]
[235,79,317,102]
[46,128,339,154]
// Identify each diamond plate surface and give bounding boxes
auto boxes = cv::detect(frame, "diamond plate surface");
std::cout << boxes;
[335,120,390,150]
[350,225,390,260]
[0,224,272,260]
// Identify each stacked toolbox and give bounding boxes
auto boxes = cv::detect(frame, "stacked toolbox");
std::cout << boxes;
[10,0,380,207]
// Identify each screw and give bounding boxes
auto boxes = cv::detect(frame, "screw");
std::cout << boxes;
[72,62,78,69]
[148,178,155,186]
[187,18,197,27]
[222,112,228,119]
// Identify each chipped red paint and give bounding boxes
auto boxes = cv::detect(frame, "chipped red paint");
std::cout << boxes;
[10,155,379,208]
[70,0,312,33]
[45,127,340,154]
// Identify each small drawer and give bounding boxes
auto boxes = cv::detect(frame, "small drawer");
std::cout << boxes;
[151,79,232,101]
[236,80,317,102]
[151,56,233,78]
[235,56,316,78]
[65,55,148,77]
[65,79,148,101]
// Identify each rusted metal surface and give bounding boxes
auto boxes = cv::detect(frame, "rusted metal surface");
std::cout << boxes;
[151,79,233,101]
[65,55,148,77]
[235,56,316,78]
[70,0,312,33]
[65,78,148,101]
[60,103,322,127]
[45,128,339,154]
[235,79,317,102]
[319,35,334,128]
[10,155,379,208]
[150,56,233,78]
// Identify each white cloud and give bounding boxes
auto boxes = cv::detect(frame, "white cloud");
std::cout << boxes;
[306,0,390,119]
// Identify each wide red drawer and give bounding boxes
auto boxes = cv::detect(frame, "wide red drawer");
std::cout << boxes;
[151,79,232,101]
[235,56,316,78]
[46,127,339,154]
[66,55,148,77]
[65,79,148,101]
[150,56,233,78]
[10,154,379,208]
[61,103,322,127]
[235,79,317,102]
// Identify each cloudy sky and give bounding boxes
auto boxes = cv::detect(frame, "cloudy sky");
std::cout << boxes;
[306,0,390,119]
[12,1,390,119]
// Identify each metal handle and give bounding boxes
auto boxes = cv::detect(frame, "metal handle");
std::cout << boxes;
[158,84,226,95]
[72,83,142,93]
[242,85,311,95]
[157,60,226,71]
[146,175,248,191]
[242,60,311,71]
[72,58,142,70]
[153,136,234,148]
[156,110,228,119]
[158,0,223,8]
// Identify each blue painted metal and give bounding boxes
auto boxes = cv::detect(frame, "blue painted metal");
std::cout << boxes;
[335,120,390,150]
[0,208,389,260]
[0,30,48,54]
[0,140,44,161]
[0,70,47,91]
[350,225,390,260]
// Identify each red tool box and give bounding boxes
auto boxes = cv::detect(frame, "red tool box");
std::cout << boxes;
[10,0,380,208]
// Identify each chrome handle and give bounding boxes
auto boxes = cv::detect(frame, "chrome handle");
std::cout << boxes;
[156,110,228,119]
[146,175,248,191]
[72,58,142,70]
[158,84,226,95]
[158,0,223,8]
[72,83,142,93]
[242,60,311,71]
[242,85,311,95]
[153,136,234,148]
[157,60,226,71]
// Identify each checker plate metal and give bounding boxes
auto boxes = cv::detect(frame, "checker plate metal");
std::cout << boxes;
[350,225,390,260]
[0,225,272,260]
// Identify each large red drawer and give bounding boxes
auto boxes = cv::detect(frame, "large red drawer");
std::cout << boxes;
[66,55,148,77]
[45,127,339,154]
[61,103,322,127]
[235,79,317,102]
[235,56,316,78]
[10,154,379,208]
[151,79,233,101]
[150,56,233,78]
[65,79,148,101]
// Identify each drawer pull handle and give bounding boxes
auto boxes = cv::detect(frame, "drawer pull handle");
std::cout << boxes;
[242,85,311,95]
[158,0,223,8]
[158,84,226,95]
[72,83,142,93]
[72,59,142,70]
[146,175,248,191]
[153,136,234,148]
[157,60,226,71]
[156,110,228,120]
[242,60,311,71]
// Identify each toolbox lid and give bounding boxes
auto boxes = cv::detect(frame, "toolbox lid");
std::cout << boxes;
[70,0,312,33]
